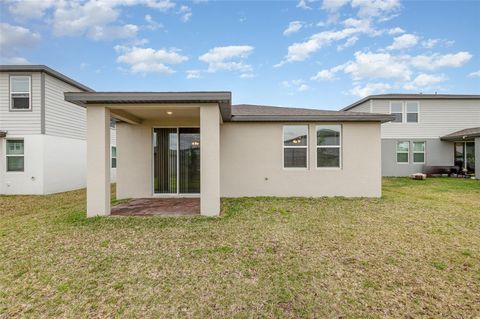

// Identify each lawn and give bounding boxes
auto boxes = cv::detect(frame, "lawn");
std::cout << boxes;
[1,178,479,318]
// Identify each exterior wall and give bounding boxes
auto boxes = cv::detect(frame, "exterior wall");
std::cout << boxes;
[43,135,87,194]
[381,138,453,176]
[116,122,152,199]
[350,100,371,112]
[44,73,85,139]
[220,122,382,197]
[476,137,480,179]
[0,72,42,135]
[0,135,45,195]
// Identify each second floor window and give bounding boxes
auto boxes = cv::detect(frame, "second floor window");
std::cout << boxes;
[10,76,31,110]
[406,102,419,123]
[390,102,403,123]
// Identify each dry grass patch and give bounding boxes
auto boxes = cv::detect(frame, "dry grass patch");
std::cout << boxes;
[1,178,479,318]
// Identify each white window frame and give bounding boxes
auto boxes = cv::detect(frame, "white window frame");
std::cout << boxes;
[6,139,25,172]
[315,125,342,169]
[412,141,425,164]
[10,75,32,111]
[389,101,404,124]
[111,146,117,168]
[282,125,308,170]
[396,141,410,164]
[405,101,420,123]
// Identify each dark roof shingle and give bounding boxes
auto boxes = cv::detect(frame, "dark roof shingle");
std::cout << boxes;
[440,127,480,141]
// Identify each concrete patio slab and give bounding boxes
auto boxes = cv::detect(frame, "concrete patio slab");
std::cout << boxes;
[111,198,200,216]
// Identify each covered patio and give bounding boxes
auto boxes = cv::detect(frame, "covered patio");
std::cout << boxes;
[65,92,232,217]
[440,127,480,179]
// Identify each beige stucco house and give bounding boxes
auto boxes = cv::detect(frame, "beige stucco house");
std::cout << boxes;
[65,92,393,217]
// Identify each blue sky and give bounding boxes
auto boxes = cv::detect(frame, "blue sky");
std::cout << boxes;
[1,0,479,110]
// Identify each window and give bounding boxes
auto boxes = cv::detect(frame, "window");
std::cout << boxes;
[406,102,419,123]
[6,139,24,172]
[396,141,409,164]
[10,76,31,110]
[316,125,341,168]
[111,146,117,168]
[283,125,308,168]
[413,142,425,163]
[390,102,403,123]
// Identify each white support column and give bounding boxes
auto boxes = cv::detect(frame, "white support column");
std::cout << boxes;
[87,106,111,217]
[475,137,480,179]
[200,104,221,216]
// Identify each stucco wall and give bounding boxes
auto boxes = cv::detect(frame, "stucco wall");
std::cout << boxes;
[220,122,382,197]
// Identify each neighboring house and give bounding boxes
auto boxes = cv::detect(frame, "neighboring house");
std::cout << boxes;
[64,92,393,217]
[342,94,480,178]
[0,65,116,195]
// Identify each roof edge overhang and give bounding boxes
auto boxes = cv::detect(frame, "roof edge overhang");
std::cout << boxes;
[231,114,395,123]
[64,91,232,121]
[341,94,480,111]
[0,64,93,92]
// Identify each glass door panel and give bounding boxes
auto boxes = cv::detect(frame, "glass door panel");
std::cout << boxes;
[466,142,475,173]
[154,128,177,193]
[179,128,200,193]
[454,142,465,169]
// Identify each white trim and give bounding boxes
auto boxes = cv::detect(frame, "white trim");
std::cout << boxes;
[412,141,425,164]
[396,141,410,164]
[389,101,404,124]
[315,124,342,169]
[9,75,32,111]
[282,125,309,170]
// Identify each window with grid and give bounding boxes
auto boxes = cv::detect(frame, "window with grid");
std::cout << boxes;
[390,101,403,123]
[6,139,24,172]
[396,141,409,163]
[316,125,341,168]
[10,76,31,110]
[406,102,419,123]
[413,142,425,163]
[111,146,117,168]
[283,125,308,168]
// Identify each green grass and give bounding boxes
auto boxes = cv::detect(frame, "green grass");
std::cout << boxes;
[1,178,479,318]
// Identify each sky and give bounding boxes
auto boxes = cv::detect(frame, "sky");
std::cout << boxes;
[1,0,479,110]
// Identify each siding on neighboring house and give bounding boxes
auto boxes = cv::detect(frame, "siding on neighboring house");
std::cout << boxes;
[0,72,42,135]
[44,73,85,140]
[348,99,480,138]
[350,100,371,112]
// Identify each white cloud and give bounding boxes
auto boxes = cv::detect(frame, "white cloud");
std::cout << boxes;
[115,45,188,74]
[311,69,336,81]
[350,82,391,97]
[403,73,447,90]
[186,69,201,79]
[0,23,40,57]
[88,24,139,41]
[343,51,411,81]
[410,52,472,71]
[337,36,359,51]
[468,70,480,78]
[7,0,56,20]
[282,79,310,92]
[240,73,255,79]
[351,0,401,18]
[144,14,163,30]
[283,21,303,36]
[199,45,254,73]
[297,0,312,10]
[387,33,418,50]
[322,0,350,11]
[178,5,192,22]
[387,27,405,35]
[0,56,31,64]
[421,38,455,49]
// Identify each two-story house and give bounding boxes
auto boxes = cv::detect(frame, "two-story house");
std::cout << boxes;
[0,65,116,195]
[342,94,479,178]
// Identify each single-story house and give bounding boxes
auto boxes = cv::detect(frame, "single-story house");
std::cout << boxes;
[65,92,394,217]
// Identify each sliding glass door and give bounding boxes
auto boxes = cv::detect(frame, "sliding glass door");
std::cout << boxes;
[153,128,200,194]
[454,141,475,173]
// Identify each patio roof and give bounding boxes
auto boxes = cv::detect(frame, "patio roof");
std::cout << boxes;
[440,127,480,141]
[64,92,394,123]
